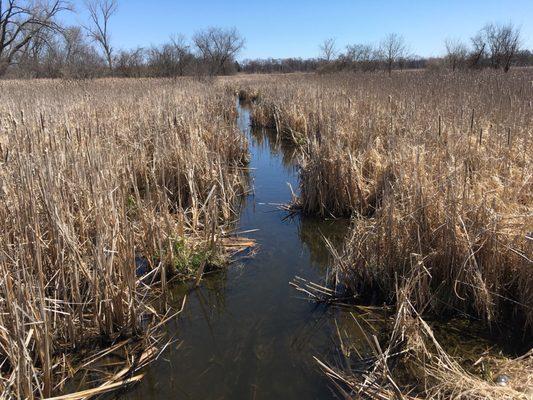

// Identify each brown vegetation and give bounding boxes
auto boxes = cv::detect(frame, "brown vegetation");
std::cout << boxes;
[0,78,248,398]
[237,70,532,397]
[317,267,533,399]
[237,70,532,331]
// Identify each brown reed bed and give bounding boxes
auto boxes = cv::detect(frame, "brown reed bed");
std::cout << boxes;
[315,265,533,399]
[0,78,250,398]
[236,70,532,330]
[236,70,532,397]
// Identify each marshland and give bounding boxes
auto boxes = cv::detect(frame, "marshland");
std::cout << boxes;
[1,1,533,399]
[236,70,533,399]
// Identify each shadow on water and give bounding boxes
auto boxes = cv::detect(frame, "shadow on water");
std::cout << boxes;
[122,101,352,399]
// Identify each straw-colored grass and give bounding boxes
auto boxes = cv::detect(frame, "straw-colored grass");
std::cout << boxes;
[317,266,533,399]
[236,70,532,333]
[0,78,249,398]
[237,71,532,398]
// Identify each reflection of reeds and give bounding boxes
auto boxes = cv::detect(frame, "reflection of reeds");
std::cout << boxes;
[296,217,349,267]
[250,126,300,169]
[0,78,249,398]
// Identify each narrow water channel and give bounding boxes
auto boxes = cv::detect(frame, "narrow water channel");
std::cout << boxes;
[125,101,349,399]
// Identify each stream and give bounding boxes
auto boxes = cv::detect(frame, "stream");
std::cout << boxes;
[125,101,351,399]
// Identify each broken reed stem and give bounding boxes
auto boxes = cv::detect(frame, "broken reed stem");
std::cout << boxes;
[312,260,532,400]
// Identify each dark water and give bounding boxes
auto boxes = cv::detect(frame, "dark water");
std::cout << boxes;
[125,102,351,399]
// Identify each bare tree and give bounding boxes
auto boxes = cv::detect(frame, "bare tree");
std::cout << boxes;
[379,33,407,75]
[18,27,64,77]
[170,34,192,76]
[115,46,144,77]
[84,0,117,71]
[483,22,521,72]
[8,23,106,78]
[319,37,337,62]
[469,23,521,72]
[193,27,244,75]
[61,26,104,77]
[345,43,379,71]
[63,26,87,63]
[0,0,69,76]
[469,31,487,69]
[145,35,193,78]
[444,38,468,71]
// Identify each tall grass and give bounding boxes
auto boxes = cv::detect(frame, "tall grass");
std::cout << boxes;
[238,70,532,331]
[0,78,248,398]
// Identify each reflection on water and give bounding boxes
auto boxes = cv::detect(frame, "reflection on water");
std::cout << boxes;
[123,101,351,399]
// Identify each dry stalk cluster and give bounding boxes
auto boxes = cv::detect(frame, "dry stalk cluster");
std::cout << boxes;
[0,78,249,398]
[319,264,533,399]
[238,71,532,331]
[237,71,532,398]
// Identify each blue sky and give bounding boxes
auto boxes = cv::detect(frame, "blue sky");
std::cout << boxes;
[64,0,533,60]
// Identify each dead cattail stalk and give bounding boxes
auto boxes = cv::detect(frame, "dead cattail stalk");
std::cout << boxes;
[0,78,250,398]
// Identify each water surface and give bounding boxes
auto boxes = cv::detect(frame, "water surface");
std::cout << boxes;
[125,101,350,399]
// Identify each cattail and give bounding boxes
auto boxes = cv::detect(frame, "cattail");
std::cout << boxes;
[470,107,475,133]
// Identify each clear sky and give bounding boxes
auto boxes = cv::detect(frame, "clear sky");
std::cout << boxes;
[64,0,533,60]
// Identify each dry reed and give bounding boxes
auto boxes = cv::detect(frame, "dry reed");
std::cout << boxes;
[0,78,249,398]
[236,70,532,398]
[237,70,532,331]
[318,265,533,399]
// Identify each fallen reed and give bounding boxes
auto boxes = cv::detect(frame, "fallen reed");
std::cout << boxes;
[317,264,533,399]
[0,78,248,398]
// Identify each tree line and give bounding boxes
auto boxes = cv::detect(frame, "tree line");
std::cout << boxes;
[307,22,529,75]
[240,23,531,75]
[1,0,246,78]
[1,1,531,79]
